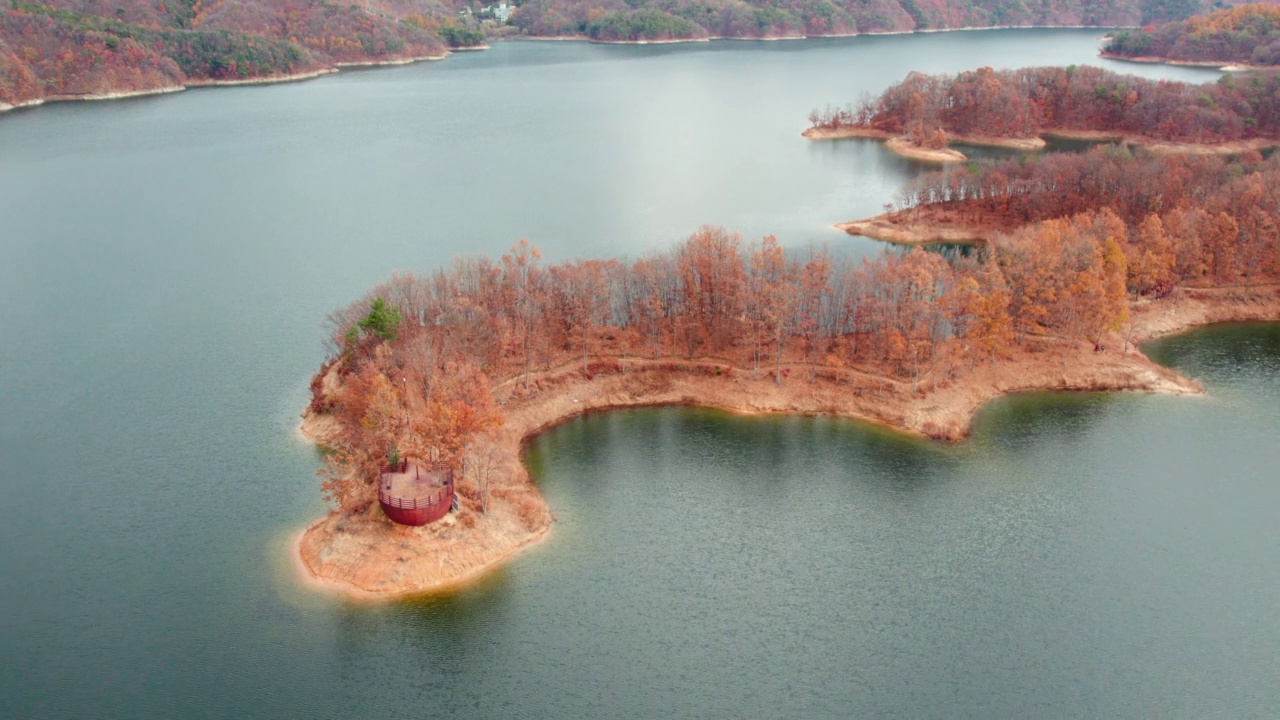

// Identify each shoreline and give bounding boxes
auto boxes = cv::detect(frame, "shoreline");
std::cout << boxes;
[803,125,1045,161]
[0,54,447,117]
[886,136,969,163]
[291,520,553,601]
[1,69,338,113]
[1097,51,1268,73]
[590,36,713,45]
[2,25,1136,116]
[531,23,1132,46]
[185,68,339,87]
[293,293,1279,601]
[1041,129,1280,156]
[806,124,1277,161]
[1,86,186,112]
[836,213,995,244]
[333,53,449,68]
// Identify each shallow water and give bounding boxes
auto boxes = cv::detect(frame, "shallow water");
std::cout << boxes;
[2,32,1271,718]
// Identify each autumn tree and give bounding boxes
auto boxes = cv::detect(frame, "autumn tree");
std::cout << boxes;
[676,226,745,357]
[317,360,406,517]
[746,235,789,379]
[1127,214,1176,295]
[501,239,544,389]
[797,248,834,382]
[967,281,1014,362]
[406,362,503,470]
[952,258,1013,365]
[885,248,952,392]
[1203,211,1241,283]
[463,436,503,514]
[629,255,676,359]
[552,259,617,373]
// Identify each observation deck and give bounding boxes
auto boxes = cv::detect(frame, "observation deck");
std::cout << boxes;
[378,459,455,526]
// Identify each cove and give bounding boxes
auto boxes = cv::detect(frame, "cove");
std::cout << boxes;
[512,324,1280,717]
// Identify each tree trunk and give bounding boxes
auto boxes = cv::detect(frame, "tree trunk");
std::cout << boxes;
[775,337,783,387]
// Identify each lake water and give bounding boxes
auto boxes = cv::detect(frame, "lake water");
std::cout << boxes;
[2,31,1274,718]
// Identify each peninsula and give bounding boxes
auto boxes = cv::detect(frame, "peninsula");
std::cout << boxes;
[298,147,1280,597]
[296,17,1280,600]
[804,64,1280,162]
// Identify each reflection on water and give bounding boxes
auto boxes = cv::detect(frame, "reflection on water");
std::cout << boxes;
[972,391,1121,452]
[1041,136,1110,154]
[516,325,1280,716]
[920,241,985,261]
[528,407,957,500]
[1145,321,1280,383]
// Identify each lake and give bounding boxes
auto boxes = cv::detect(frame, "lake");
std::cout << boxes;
[1,31,1275,718]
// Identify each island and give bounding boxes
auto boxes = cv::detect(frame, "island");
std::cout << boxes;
[804,64,1280,162]
[297,140,1280,597]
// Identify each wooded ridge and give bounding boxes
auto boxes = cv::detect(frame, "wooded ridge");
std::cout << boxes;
[1,0,1254,109]
[0,0,479,108]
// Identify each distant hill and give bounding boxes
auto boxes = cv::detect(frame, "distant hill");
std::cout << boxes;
[1104,2,1280,67]
[515,0,1255,42]
[0,0,1255,109]
[1,0,477,108]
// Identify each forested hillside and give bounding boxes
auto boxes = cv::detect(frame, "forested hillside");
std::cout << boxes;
[1105,3,1280,66]
[517,0,1251,42]
[0,0,1249,109]
[0,0,479,108]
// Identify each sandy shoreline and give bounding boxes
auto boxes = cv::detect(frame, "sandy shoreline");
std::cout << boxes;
[293,290,1279,600]
[333,53,448,67]
[591,36,713,45]
[0,54,455,117]
[1097,51,1269,73]
[1042,129,1280,155]
[807,123,1277,162]
[837,214,994,244]
[885,136,968,162]
[804,126,1047,161]
[952,135,1047,151]
[2,69,339,112]
[185,68,339,87]
[802,126,894,140]
[292,520,553,601]
[536,23,1131,46]
[1,86,186,112]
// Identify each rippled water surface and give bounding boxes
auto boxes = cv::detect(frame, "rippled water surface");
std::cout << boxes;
[1,32,1274,718]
